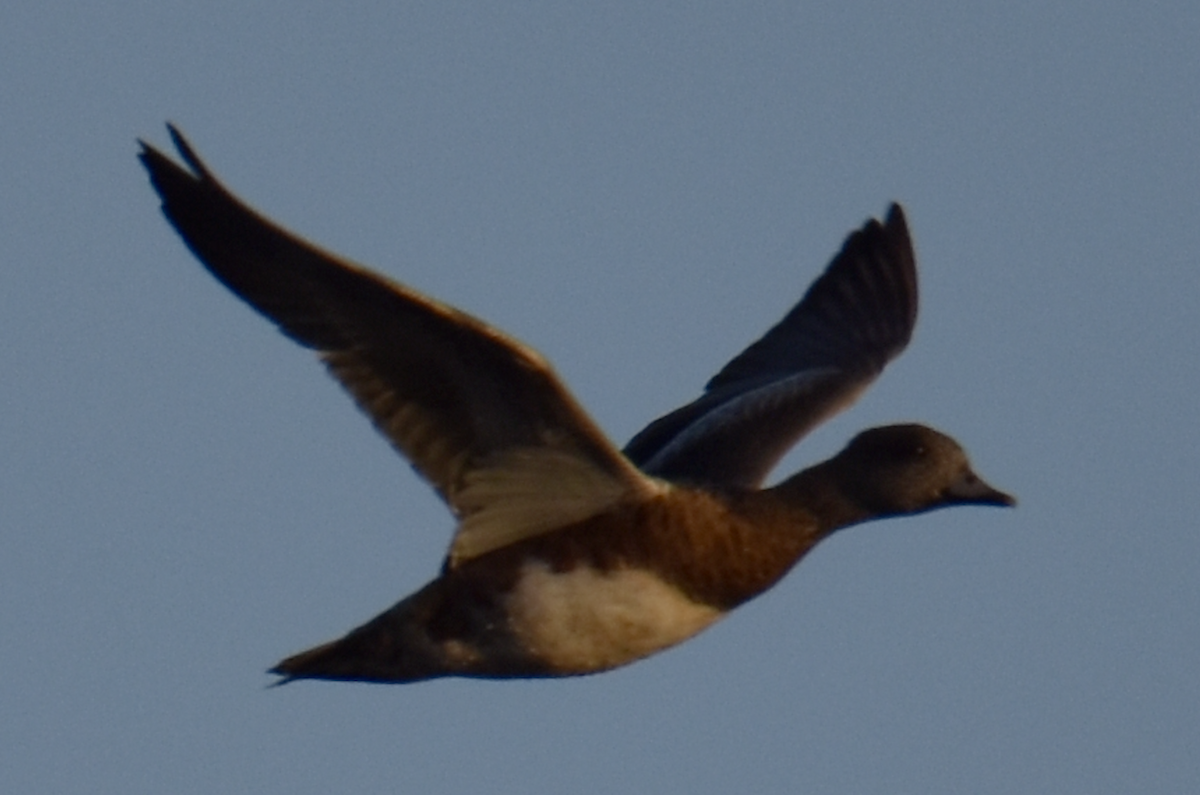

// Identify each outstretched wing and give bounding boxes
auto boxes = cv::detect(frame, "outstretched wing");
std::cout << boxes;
[624,204,917,487]
[140,125,660,568]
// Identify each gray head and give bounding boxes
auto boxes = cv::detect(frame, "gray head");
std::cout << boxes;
[830,424,1015,516]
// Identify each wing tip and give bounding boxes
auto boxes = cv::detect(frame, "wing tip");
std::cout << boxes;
[164,122,211,178]
[884,201,907,230]
[137,122,211,183]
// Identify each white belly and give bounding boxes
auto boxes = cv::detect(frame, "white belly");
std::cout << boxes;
[505,561,722,674]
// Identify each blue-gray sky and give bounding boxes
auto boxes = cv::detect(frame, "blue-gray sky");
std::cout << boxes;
[3,3,1197,793]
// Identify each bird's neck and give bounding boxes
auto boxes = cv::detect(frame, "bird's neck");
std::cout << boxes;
[765,462,877,536]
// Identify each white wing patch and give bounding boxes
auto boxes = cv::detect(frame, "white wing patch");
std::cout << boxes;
[449,447,665,566]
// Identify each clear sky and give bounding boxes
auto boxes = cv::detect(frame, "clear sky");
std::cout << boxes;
[3,3,1197,793]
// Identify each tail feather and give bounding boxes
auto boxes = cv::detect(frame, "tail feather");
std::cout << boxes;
[269,620,443,685]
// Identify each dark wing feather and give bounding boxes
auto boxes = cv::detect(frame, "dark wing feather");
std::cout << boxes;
[623,205,917,486]
[140,126,651,560]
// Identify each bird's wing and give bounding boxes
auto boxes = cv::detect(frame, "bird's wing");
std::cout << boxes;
[140,126,661,569]
[623,204,917,487]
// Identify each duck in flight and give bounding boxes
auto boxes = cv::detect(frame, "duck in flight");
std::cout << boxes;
[139,125,1014,685]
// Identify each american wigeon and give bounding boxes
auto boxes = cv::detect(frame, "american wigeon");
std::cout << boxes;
[140,125,1014,685]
